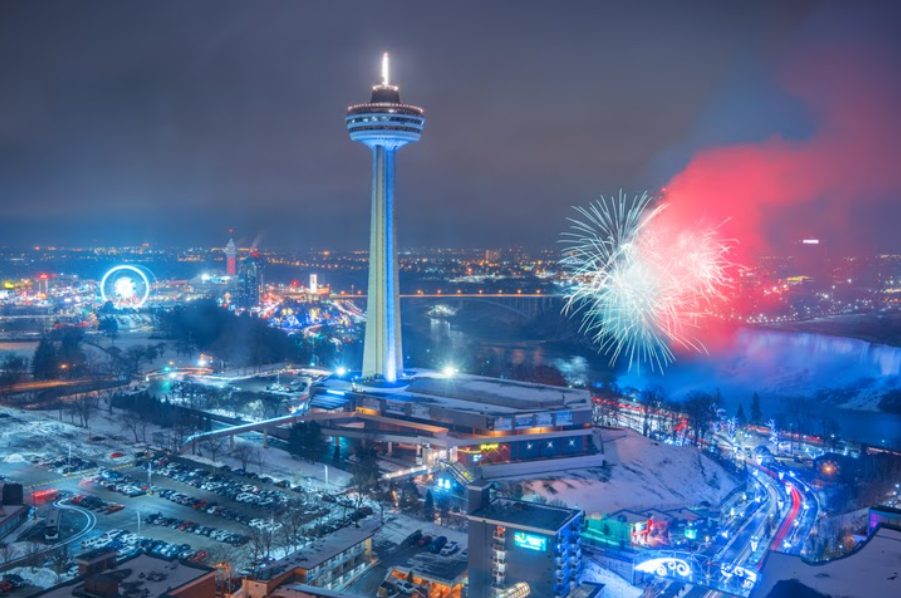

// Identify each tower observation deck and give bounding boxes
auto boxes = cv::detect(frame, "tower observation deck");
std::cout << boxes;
[347,53,425,383]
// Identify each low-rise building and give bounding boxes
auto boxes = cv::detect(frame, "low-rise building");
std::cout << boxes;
[386,550,468,597]
[243,519,377,597]
[36,551,216,598]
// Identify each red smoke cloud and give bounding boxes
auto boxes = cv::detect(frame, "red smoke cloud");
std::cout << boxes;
[657,42,901,262]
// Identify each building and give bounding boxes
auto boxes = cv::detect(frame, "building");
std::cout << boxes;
[239,251,264,309]
[385,550,468,597]
[225,238,237,276]
[242,519,377,596]
[0,482,27,540]
[311,371,599,480]
[346,53,425,383]
[466,481,584,598]
[36,551,216,598]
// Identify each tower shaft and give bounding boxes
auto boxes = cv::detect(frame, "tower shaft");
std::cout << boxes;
[362,146,402,381]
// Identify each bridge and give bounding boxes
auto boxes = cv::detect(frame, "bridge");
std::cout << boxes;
[330,292,565,319]
[330,293,561,299]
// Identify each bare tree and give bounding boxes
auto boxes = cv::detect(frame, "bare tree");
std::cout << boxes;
[76,395,99,428]
[684,391,718,446]
[122,409,144,443]
[0,543,15,565]
[283,506,307,553]
[49,546,70,582]
[253,447,265,474]
[205,437,227,464]
[232,444,254,472]
[25,541,44,571]
[638,386,666,437]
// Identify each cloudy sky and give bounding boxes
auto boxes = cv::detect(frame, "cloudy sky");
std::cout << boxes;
[1,1,899,253]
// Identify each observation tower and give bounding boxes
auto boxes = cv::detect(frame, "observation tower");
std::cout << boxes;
[346,53,425,383]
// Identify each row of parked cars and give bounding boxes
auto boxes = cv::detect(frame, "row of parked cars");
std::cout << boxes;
[156,488,255,526]
[93,469,146,497]
[403,530,464,556]
[156,461,292,509]
[70,494,125,514]
[143,512,249,546]
[35,454,98,476]
[80,528,209,563]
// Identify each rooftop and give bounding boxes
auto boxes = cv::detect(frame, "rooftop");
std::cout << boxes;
[395,551,468,584]
[37,552,213,597]
[272,583,368,598]
[468,498,580,534]
[256,519,378,581]
[323,370,592,416]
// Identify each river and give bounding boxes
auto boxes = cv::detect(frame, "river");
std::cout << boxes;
[414,314,901,449]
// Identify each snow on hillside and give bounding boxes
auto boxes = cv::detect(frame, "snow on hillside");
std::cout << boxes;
[581,562,642,598]
[500,429,738,514]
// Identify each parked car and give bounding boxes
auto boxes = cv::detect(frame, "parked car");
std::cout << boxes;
[428,536,448,553]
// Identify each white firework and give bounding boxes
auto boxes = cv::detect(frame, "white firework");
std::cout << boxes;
[561,190,732,372]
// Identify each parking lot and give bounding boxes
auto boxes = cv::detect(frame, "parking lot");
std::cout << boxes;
[2,434,378,577]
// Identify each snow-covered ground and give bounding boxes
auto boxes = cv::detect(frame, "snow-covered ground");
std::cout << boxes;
[499,429,738,514]
[581,562,642,598]
[2,566,66,589]
[755,526,901,597]
[184,438,352,489]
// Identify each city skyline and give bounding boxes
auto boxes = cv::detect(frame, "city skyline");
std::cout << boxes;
[1,1,900,255]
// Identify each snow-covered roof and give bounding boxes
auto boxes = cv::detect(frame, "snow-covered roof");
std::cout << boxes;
[754,526,901,597]
[37,552,213,597]
[256,518,378,581]
[322,370,592,416]
[469,497,580,534]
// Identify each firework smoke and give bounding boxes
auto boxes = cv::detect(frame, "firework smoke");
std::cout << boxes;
[561,190,734,372]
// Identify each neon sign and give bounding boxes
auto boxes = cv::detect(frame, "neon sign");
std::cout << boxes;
[479,443,500,451]
[513,531,547,552]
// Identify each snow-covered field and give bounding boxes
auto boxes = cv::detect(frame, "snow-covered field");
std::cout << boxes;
[500,429,738,514]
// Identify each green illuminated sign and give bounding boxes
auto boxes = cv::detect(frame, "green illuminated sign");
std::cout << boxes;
[513,531,548,552]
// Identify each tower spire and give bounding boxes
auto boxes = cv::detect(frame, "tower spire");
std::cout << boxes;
[381,52,390,87]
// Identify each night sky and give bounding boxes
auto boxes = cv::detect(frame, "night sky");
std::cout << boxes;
[1,1,899,253]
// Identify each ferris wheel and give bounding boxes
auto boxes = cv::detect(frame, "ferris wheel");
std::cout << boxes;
[99,264,154,308]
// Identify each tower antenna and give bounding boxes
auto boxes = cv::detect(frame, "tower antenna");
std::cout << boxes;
[381,52,390,87]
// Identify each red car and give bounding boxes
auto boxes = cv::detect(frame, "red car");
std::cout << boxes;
[189,550,208,563]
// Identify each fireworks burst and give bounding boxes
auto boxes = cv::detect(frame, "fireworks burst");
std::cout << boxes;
[561,190,734,372]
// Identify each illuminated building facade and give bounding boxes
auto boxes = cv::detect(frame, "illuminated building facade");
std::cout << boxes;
[239,251,263,309]
[346,53,424,383]
[225,238,237,276]
[467,481,583,598]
